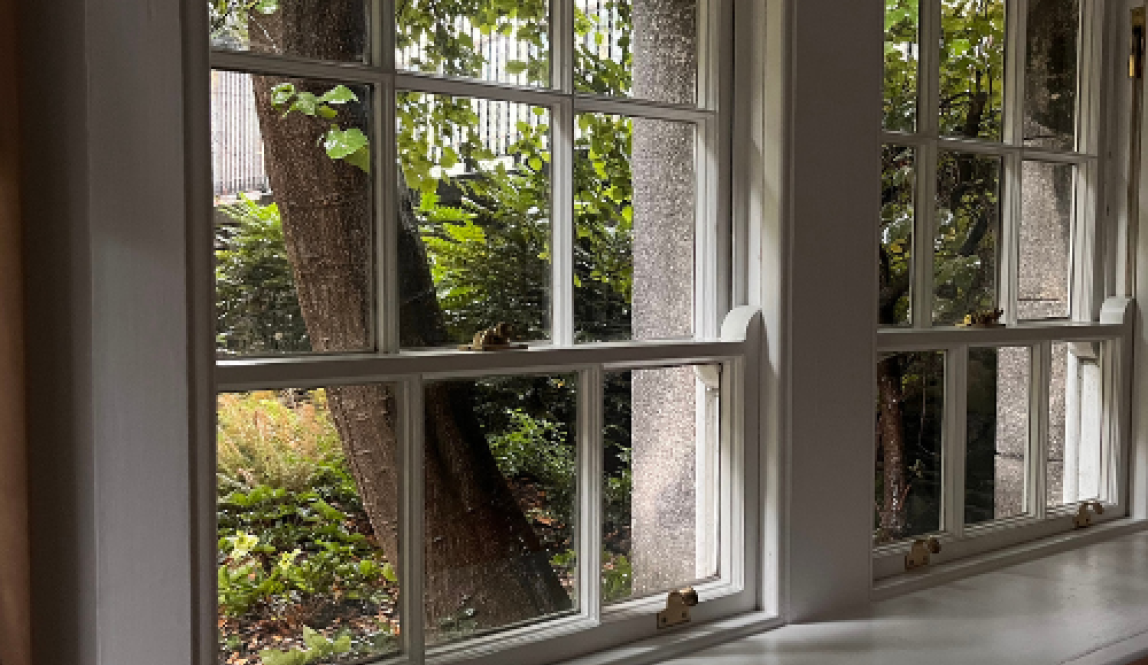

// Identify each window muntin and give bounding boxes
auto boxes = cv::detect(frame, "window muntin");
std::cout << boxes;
[209,0,744,661]
[875,0,1121,571]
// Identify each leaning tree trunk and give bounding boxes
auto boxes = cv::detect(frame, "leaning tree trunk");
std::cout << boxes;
[876,357,908,541]
[248,2,569,633]
[629,0,702,593]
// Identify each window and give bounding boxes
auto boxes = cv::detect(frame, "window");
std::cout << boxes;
[875,0,1132,578]
[208,0,762,663]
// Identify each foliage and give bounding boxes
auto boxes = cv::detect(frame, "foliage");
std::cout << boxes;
[488,408,576,518]
[217,391,342,493]
[601,552,633,603]
[215,197,309,356]
[259,627,352,665]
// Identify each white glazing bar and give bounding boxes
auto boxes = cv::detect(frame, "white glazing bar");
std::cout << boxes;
[1004,0,1027,147]
[1072,161,1098,321]
[1024,343,1043,518]
[217,340,744,389]
[712,0,735,324]
[1001,150,1023,327]
[877,321,1122,351]
[913,0,941,329]
[552,0,574,94]
[697,117,717,339]
[579,365,603,621]
[914,141,939,328]
[944,345,969,538]
[572,95,714,123]
[720,358,746,591]
[1001,0,1027,327]
[553,97,575,346]
[210,49,385,83]
[378,0,395,71]
[1033,340,1052,519]
[378,76,401,352]
[400,378,427,662]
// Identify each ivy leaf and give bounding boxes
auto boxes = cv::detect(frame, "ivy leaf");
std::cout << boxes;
[318,85,358,105]
[270,83,295,108]
[324,126,370,159]
[288,92,320,117]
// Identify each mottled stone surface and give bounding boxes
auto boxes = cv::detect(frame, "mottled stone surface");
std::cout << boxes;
[629,0,701,595]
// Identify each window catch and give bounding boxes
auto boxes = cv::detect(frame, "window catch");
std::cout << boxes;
[1073,501,1105,529]
[904,536,942,571]
[459,323,527,351]
[1132,8,1145,79]
[657,587,699,629]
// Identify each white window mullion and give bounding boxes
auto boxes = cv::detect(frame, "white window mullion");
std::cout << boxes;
[1001,0,1027,327]
[1032,341,1052,519]
[377,74,400,352]
[578,365,603,621]
[912,0,941,329]
[552,96,575,346]
[943,344,969,539]
[400,376,427,663]
[697,117,719,339]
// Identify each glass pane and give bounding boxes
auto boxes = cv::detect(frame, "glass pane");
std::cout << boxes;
[574,113,696,342]
[1019,161,1074,320]
[399,93,551,348]
[603,365,720,603]
[884,0,920,132]
[934,151,1001,325]
[1048,342,1105,507]
[574,0,698,106]
[875,351,945,545]
[940,0,1006,141]
[213,72,373,357]
[1024,0,1080,149]
[209,0,368,62]
[966,346,1030,526]
[423,374,578,644]
[881,144,915,326]
[396,0,550,86]
[217,387,400,663]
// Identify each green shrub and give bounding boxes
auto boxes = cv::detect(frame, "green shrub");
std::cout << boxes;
[217,390,343,494]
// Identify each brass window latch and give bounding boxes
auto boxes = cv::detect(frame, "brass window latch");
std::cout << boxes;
[657,587,699,629]
[904,536,941,571]
[1074,501,1105,529]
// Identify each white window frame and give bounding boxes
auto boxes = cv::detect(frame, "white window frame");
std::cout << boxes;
[204,0,772,663]
[25,0,1148,664]
[872,0,1138,582]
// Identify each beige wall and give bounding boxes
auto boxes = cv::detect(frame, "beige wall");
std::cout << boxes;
[0,0,29,661]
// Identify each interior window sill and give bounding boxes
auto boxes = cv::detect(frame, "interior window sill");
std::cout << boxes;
[631,525,1148,665]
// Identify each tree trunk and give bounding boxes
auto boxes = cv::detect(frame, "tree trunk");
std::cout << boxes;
[248,2,570,635]
[876,356,908,541]
[629,0,701,593]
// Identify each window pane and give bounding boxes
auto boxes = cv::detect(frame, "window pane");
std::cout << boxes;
[881,144,915,326]
[934,151,1001,325]
[966,346,1030,526]
[396,0,550,86]
[217,387,400,663]
[940,0,1006,141]
[399,93,551,348]
[884,0,920,132]
[213,72,373,357]
[424,374,578,644]
[1019,161,1074,320]
[574,113,696,342]
[603,365,720,603]
[575,0,698,106]
[209,0,369,62]
[875,351,945,545]
[1048,342,1104,507]
[1024,0,1080,150]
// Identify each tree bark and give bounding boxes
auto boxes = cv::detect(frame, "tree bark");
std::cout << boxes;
[248,2,570,634]
[629,0,701,593]
[876,357,908,541]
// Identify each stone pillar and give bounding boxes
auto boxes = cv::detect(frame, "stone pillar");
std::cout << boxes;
[629,0,700,594]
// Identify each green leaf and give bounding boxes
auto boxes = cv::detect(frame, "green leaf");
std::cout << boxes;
[288,92,320,117]
[323,127,369,158]
[318,85,358,105]
[528,156,543,171]
[270,83,295,108]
